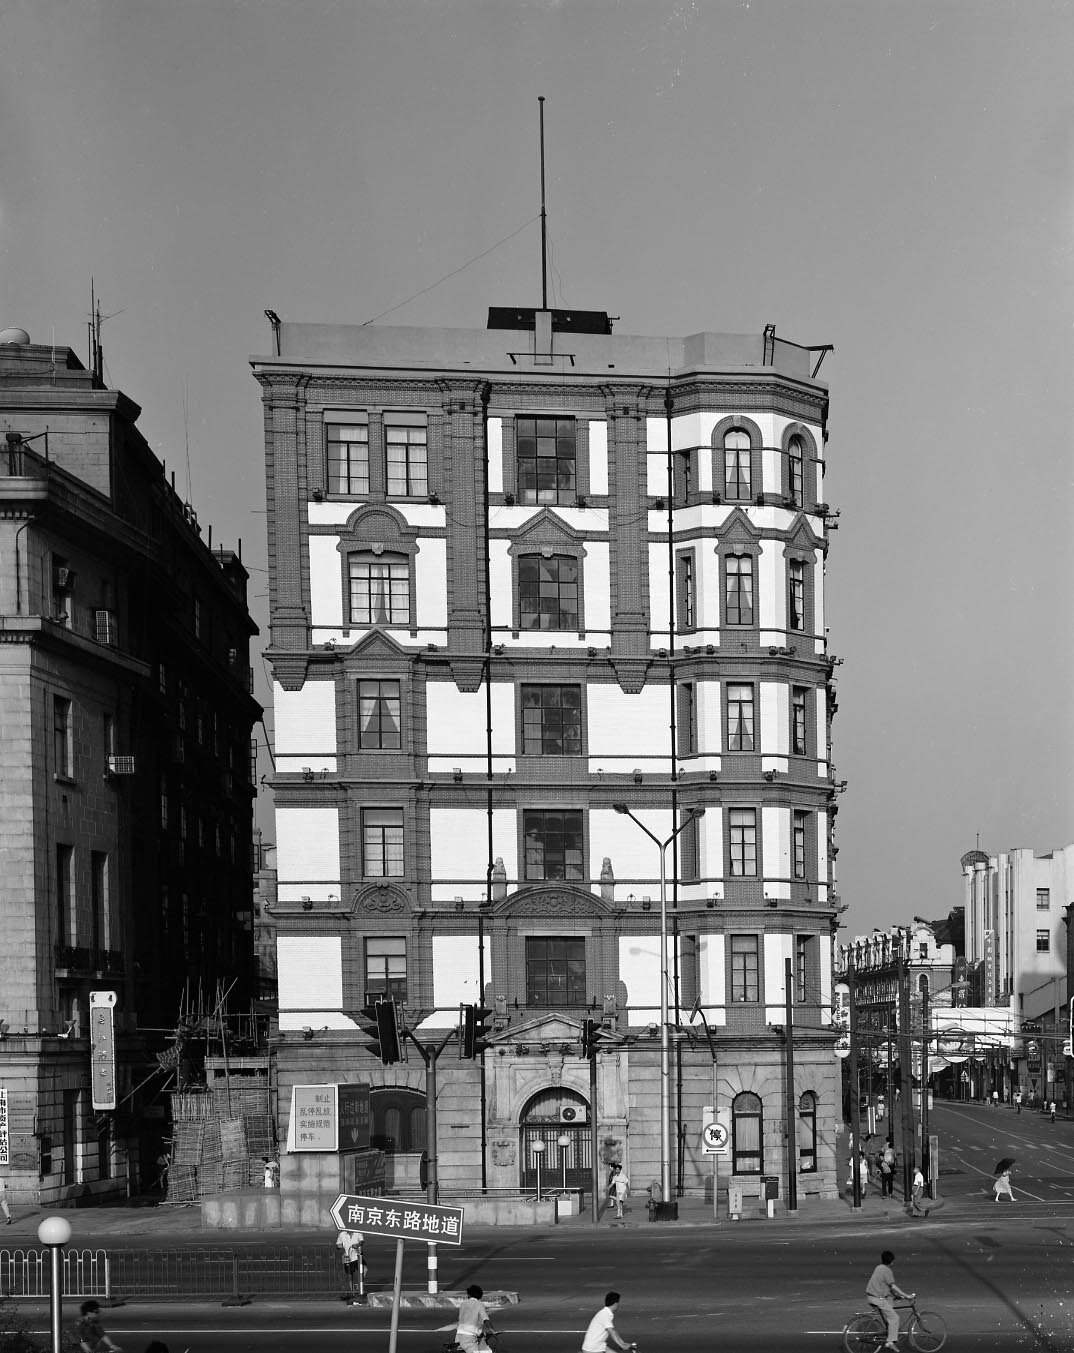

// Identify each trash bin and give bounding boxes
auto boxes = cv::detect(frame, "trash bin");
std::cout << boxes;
[649,1200,678,1221]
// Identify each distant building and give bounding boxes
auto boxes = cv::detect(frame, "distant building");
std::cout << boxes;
[962,844,1074,1103]
[253,309,842,1205]
[0,329,260,1203]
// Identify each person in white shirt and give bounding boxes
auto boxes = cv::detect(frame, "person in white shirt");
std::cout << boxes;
[0,1176,12,1225]
[456,1284,498,1353]
[581,1292,635,1353]
[866,1250,914,1352]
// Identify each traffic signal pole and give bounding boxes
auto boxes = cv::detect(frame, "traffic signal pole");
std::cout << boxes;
[589,1048,600,1223]
[407,1026,458,1204]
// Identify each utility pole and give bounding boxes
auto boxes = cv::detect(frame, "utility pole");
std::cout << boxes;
[920,977,930,1194]
[897,945,915,1202]
[848,959,861,1209]
[784,956,799,1214]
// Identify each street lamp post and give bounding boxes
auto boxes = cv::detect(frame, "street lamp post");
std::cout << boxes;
[37,1216,72,1353]
[613,802,705,1212]
[557,1133,571,1191]
[531,1138,545,1201]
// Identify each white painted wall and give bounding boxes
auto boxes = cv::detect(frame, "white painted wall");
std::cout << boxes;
[764,932,792,1022]
[309,536,343,628]
[432,934,490,1006]
[594,806,675,886]
[276,807,340,881]
[278,936,343,1010]
[274,680,337,758]
[699,933,727,1024]
[698,680,722,757]
[426,683,514,757]
[762,805,788,891]
[414,539,448,629]
[430,808,518,884]
[589,686,671,766]
[760,681,783,756]
[583,541,611,635]
[488,540,513,629]
[819,939,833,1023]
[758,540,782,633]
[588,420,608,494]
[620,933,661,1008]
[488,417,503,493]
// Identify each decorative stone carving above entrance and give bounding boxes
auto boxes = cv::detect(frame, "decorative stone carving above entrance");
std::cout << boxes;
[352,883,410,914]
[493,885,613,918]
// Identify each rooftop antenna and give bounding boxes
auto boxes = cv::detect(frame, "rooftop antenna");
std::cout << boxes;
[539,96,548,309]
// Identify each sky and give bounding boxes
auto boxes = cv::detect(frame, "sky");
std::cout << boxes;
[1,0,1071,940]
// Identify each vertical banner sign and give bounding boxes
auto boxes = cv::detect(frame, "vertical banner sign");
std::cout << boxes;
[0,1088,9,1166]
[89,991,117,1111]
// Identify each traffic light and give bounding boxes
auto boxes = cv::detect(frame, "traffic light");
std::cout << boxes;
[360,999,404,1065]
[461,1004,493,1059]
[580,1018,600,1060]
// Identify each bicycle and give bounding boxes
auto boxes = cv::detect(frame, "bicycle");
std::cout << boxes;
[842,1298,947,1352]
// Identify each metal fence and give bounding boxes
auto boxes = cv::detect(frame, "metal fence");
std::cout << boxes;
[0,1246,347,1301]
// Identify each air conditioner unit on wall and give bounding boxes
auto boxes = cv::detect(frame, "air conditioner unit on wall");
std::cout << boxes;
[560,1106,586,1124]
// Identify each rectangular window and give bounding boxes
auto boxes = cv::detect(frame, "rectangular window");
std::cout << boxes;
[56,843,73,943]
[679,810,699,881]
[524,808,584,881]
[519,555,579,631]
[788,437,804,506]
[727,684,755,752]
[677,682,696,757]
[729,808,757,877]
[365,936,407,1003]
[327,423,370,495]
[725,555,754,625]
[675,551,695,632]
[525,936,586,1007]
[1036,929,1050,953]
[359,680,402,750]
[788,559,806,632]
[793,810,808,880]
[791,687,808,756]
[90,851,107,953]
[53,696,72,777]
[516,416,576,505]
[731,935,760,1002]
[385,422,428,497]
[795,934,810,1002]
[521,685,582,755]
[362,809,405,878]
[349,556,410,625]
[160,775,168,831]
[1036,888,1051,910]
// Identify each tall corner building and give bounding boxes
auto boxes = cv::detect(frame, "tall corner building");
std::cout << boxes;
[255,308,842,1202]
[0,328,261,1203]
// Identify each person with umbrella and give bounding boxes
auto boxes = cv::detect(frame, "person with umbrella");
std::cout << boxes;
[993,1158,1015,1202]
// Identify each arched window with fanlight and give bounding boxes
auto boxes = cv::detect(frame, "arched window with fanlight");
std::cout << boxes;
[732,1091,763,1174]
[798,1091,818,1173]
[724,429,752,501]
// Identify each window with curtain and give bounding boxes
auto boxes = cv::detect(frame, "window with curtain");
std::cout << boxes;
[729,809,758,877]
[385,423,428,496]
[798,1091,817,1172]
[326,424,370,495]
[732,1091,763,1173]
[349,554,410,625]
[789,558,806,631]
[727,684,755,752]
[791,687,808,756]
[725,554,754,625]
[731,934,760,1001]
[676,551,695,631]
[359,680,402,749]
[788,435,804,506]
[519,555,579,630]
[516,416,576,504]
[724,429,751,500]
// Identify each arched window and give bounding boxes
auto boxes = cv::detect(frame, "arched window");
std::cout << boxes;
[798,1091,817,1173]
[787,436,804,507]
[732,1091,763,1174]
[724,429,752,501]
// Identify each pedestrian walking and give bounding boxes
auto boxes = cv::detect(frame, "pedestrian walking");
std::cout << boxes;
[1049,1100,1057,1123]
[1015,1090,1022,1114]
[993,1169,1014,1202]
[879,1140,896,1198]
[608,1164,630,1220]
[581,1292,636,1353]
[0,1175,12,1224]
[76,1300,121,1353]
[992,1088,1000,1108]
[909,1166,929,1218]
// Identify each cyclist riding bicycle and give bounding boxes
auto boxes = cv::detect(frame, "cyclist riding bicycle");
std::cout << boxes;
[866,1250,914,1351]
[455,1284,499,1353]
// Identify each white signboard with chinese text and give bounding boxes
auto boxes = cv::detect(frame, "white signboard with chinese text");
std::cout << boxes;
[330,1193,465,1246]
[289,1084,338,1151]
[0,1089,8,1166]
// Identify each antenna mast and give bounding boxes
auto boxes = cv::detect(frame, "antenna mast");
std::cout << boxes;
[539,96,548,309]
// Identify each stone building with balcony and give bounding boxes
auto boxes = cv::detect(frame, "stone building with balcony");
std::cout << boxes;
[254,308,843,1209]
[0,328,260,1203]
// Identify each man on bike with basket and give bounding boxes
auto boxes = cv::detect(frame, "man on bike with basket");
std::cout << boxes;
[455,1284,501,1353]
[866,1250,914,1351]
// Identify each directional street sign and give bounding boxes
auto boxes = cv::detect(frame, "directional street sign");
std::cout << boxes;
[701,1121,729,1155]
[330,1193,465,1246]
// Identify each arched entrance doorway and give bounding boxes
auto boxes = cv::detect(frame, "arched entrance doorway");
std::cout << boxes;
[519,1087,591,1190]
